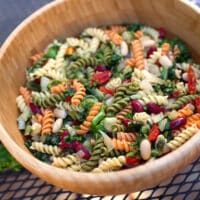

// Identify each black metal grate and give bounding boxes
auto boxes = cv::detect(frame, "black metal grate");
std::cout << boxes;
[0,0,200,199]
[0,157,200,200]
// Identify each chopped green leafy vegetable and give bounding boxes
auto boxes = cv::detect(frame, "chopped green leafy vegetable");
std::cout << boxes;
[0,145,22,172]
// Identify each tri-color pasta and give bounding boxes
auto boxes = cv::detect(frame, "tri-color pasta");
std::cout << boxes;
[17,23,200,172]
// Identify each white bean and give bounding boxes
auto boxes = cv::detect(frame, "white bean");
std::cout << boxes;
[140,139,151,160]
[54,108,67,119]
[159,55,173,67]
[52,118,63,133]
[120,41,128,56]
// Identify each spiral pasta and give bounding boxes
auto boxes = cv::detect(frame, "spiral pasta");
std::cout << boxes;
[84,28,109,43]
[112,138,133,152]
[104,30,123,45]
[177,104,194,118]
[185,113,200,128]
[77,102,102,135]
[50,83,67,94]
[32,91,66,108]
[81,138,105,171]
[173,45,180,59]
[110,25,127,33]
[16,95,27,113]
[66,57,99,79]
[117,132,138,142]
[107,97,130,115]
[135,94,168,106]
[31,142,61,156]
[42,109,54,135]
[52,155,79,168]
[19,86,32,105]
[131,40,145,70]
[116,103,132,122]
[71,80,86,106]
[171,95,198,110]
[111,123,125,133]
[93,156,126,173]
[66,37,88,48]
[105,77,122,91]
[30,53,44,64]
[135,30,143,39]
[148,48,161,64]
[161,43,170,56]
[125,58,136,67]
[167,125,199,150]
[142,26,159,41]
[100,44,114,65]
[133,112,150,124]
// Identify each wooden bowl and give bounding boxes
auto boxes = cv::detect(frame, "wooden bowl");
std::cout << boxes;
[0,0,200,195]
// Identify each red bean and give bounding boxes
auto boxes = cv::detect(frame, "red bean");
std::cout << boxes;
[147,102,166,114]
[170,117,186,129]
[147,46,157,58]
[131,100,144,112]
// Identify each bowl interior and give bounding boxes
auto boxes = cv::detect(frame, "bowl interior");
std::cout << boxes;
[0,0,200,195]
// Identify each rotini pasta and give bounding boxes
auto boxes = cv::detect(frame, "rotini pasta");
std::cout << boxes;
[93,156,126,172]
[52,155,79,168]
[31,142,61,156]
[71,80,86,106]
[42,109,54,135]
[77,102,102,135]
[132,40,145,70]
[167,125,199,150]
[112,138,133,152]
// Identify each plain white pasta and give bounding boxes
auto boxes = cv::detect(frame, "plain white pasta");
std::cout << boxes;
[105,77,122,90]
[16,95,27,113]
[30,58,56,77]
[66,37,88,49]
[133,112,151,124]
[55,43,68,68]
[67,164,81,171]
[84,27,109,43]
[142,26,159,41]
[30,142,61,156]
[92,156,126,173]
[134,92,168,106]
[30,58,66,80]
[148,48,162,64]
[167,125,199,150]
[52,155,79,168]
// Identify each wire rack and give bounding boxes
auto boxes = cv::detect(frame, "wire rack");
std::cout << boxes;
[0,0,200,199]
[0,157,200,200]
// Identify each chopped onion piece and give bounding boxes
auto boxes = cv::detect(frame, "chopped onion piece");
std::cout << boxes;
[99,131,114,151]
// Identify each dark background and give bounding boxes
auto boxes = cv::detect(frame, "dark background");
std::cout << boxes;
[0,0,52,45]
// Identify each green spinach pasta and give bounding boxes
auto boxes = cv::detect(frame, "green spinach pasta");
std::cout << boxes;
[16,24,200,172]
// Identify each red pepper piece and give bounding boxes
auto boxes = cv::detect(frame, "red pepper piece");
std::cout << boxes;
[59,130,70,149]
[195,96,200,113]
[187,66,196,94]
[172,90,180,99]
[65,96,72,102]
[99,86,114,95]
[125,157,140,166]
[91,71,112,85]
[122,118,132,128]
[148,124,160,142]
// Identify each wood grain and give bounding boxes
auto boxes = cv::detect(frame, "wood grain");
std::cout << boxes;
[0,0,200,195]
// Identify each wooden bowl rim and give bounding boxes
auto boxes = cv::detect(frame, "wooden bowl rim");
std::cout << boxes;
[0,0,200,195]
